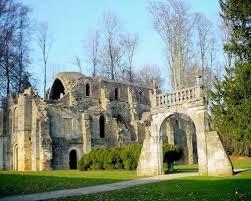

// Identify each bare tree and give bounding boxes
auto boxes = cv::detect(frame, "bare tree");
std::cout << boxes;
[37,22,52,98]
[195,13,212,76]
[134,65,163,90]
[120,33,138,82]
[0,0,32,98]
[100,12,124,80]
[149,0,195,90]
[16,5,31,93]
[72,55,82,73]
[85,30,100,77]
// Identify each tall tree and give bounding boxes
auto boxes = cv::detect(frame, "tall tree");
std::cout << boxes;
[149,0,195,90]
[120,33,138,82]
[0,0,32,99]
[85,30,100,77]
[134,65,163,90]
[210,0,251,156]
[195,13,212,81]
[37,22,52,98]
[100,12,124,80]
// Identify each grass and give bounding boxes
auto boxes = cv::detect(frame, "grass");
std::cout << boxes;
[230,156,251,169]
[54,170,251,201]
[171,156,251,173]
[0,170,139,197]
[0,157,250,199]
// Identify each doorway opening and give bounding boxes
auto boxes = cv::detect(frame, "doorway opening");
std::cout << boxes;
[69,150,77,169]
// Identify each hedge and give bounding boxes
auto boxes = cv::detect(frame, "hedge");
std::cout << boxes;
[78,143,183,171]
[77,144,143,171]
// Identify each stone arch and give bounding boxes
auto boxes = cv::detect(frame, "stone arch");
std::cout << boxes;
[159,113,198,165]
[13,144,18,171]
[49,79,65,100]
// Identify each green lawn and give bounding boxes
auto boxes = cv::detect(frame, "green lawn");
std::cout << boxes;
[230,156,251,169]
[54,170,251,201]
[172,156,251,172]
[0,170,139,197]
[1,157,250,199]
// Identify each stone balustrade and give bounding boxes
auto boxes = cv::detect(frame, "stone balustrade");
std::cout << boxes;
[155,85,204,107]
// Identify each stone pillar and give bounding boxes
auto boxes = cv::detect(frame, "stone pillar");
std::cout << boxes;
[82,113,92,154]
[127,87,139,141]
[206,131,233,176]
[186,126,194,165]
[192,110,208,176]
[0,135,3,170]
[17,94,32,171]
[137,116,163,176]
[166,121,174,144]
[100,87,111,112]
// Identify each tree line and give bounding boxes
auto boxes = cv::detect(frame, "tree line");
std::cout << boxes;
[0,0,32,101]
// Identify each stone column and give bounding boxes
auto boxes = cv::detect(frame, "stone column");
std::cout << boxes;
[0,135,3,170]
[137,115,164,176]
[166,121,174,144]
[192,110,208,176]
[17,94,32,170]
[186,125,194,165]
[82,113,92,154]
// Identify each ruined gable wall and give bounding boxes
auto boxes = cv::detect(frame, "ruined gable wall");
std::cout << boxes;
[47,105,83,169]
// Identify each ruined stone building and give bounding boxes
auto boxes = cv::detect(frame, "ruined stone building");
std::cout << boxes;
[0,72,209,171]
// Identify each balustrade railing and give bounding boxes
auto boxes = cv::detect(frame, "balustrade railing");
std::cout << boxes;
[155,85,203,107]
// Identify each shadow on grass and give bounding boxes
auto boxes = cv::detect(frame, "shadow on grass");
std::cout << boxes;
[0,173,128,197]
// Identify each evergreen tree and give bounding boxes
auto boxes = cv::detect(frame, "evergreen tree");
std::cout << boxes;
[210,0,251,155]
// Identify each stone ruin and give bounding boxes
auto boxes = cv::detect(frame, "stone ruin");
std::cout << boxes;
[0,72,233,176]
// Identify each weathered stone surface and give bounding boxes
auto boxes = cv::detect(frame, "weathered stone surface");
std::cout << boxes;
[137,81,233,176]
[1,72,152,170]
[0,72,233,176]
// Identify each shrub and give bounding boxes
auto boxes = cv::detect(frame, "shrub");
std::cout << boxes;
[163,143,183,172]
[78,144,142,171]
[78,143,182,172]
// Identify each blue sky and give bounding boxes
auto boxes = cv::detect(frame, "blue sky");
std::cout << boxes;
[21,0,221,93]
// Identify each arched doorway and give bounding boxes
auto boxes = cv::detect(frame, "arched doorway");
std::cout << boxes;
[13,144,18,171]
[160,113,198,165]
[69,150,77,169]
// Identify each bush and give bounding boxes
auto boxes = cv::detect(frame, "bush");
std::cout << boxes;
[78,144,143,171]
[77,143,183,172]
[163,143,183,172]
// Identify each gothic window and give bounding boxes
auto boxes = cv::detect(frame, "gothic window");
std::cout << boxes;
[99,115,105,138]
[86,83,90,97]
[115,88,119,100]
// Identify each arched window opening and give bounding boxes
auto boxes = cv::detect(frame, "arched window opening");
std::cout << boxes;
[115,88,119,100]
[69,150,77,169]
[49,79,65,100]
[99,115,105,138]
[86,83,90,97]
